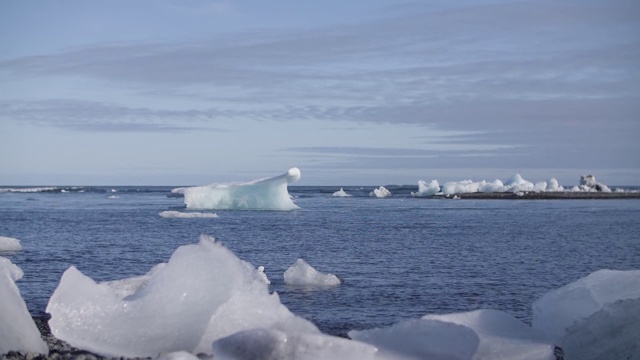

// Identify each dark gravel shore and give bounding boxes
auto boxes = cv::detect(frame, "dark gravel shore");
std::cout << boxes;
[1,316,143,360]
[434,191,640,200]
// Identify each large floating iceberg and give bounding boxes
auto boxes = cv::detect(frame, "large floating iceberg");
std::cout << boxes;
[47,235,319,358]
[0,257,49,355]
[171,168,301,210]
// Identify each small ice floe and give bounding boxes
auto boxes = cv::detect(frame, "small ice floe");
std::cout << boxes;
[369,186,391,198]
[332,188,352,197]
[159,211,219,219]
[0,236,22,252]
[107,195,120,199]
[284,258,341,287]
[257,266,270,285]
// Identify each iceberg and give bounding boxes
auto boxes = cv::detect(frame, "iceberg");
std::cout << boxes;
[46,235,318,358]
[369,186,391,198]
[171,168,301,210]
[437,174,566,195]
[0,236,22,252]
[159,211,219,218]
[332,188,352,197]
[532,269,640,343]
[284,259,341,287]
[411,180,440,197]
[0,257,49,355]
[350,309,555,360]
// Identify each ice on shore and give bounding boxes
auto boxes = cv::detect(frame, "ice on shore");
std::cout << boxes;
[0,257,49,355]
[411,180,440,197]
[171,168,301,210]
[159,211,219,219]
[350,309,555,360]
[284,259,341,287]
[560,297,640,360]
[332,188,352,197]
[213,328,378,360]
[532,269,640,343]
[46,235,319,358]
[369,186,391,198]
[0,236,22,252]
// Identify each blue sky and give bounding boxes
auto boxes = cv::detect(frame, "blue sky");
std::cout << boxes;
[1,0,638,186]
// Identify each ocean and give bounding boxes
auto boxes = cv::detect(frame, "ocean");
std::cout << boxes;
[1,185,639,337]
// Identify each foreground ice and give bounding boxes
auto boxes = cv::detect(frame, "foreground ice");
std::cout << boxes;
[0,257,48,354]
[532,269,640,343]
[369,186,391,198]
[159,211,219,219]
[284,259,341,287]
[213,328,378,360]
[561,298,640,360]
[0,236,22,252]
[350,309,555,360]
[171,168,301,210]
[332,188,352,197]
[47,235,319,357]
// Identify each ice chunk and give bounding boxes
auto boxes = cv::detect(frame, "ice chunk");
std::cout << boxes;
[257,266,270,285]
[284,259,341,287]
[369,186,391,198]
[332,188,352,197]
[504,174,535,192]
[546,178,563,192]
[0,257,49,355]
[532,269,640,343]
[350,309,555,360]
[442,180,480,195]
[0,236,22,252]
[580,175,612,192]
[171,168,301,210]
[478,179,507,193]
[155,351,200,360]
[411,180,440,197]
[159,211,219,218]
[213,328,378,360]
[560,298,640,360]
[47,235,317,358]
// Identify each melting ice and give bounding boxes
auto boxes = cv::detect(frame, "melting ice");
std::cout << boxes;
[0,236,22,252]
[332,188,352,197]
[369,186,391,198]
[172,168,301,210]
[284,259,341,287]
[0,257,48,354]
[159,211,219,219]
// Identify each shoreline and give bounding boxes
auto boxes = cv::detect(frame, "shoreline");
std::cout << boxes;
[431,192,640,200]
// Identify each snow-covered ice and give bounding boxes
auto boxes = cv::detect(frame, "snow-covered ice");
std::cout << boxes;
[369,186,391,198]
[159,211,219,219]
[0,257,49,355]
[171,168,301,210]
[350,309,555,360]
[0,236,22,252]
[332,188,352,197]
[411,180,440,197]
[284,259,341,287]
[532,269,640,343]
[46,235,319,358]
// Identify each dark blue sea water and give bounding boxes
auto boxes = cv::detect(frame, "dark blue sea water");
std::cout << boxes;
[1,185,640,337]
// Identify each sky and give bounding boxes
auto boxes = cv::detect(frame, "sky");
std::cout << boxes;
[0,0,639,186]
